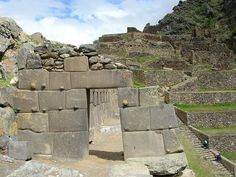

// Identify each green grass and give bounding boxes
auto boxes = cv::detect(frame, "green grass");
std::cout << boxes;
[0,79,10,87]
[133,79,145,88]
[175,103,236,112]
[195,125,236,135]
[222,151,236,163]
[128,55,160,63]
[180,132,222,177]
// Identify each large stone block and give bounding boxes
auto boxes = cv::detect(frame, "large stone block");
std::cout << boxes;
[162,129,183,154]
[71,70,133,88]
[150,104,178,130]
[16,113,49,132]
[17,130,53,155]
[53,131,89,159]
[64,56,89,72]
[139,86,160,106]
[8,141,32,160]
[120,106,150,131]
[18,69,49,90]
[65,89,87,109]
[123,131,165,160]
[118,88,139,108]
[12,90,39,113]
[49,72,71,90]
[48,110,88,132]
[38,91,65,111]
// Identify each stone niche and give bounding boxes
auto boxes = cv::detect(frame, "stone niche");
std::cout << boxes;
[13,56,133,160]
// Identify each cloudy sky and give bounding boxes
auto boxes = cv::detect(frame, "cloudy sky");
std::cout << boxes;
[0,0,179,46]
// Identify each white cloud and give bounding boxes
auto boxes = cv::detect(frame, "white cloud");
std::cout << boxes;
[0,0,180,46]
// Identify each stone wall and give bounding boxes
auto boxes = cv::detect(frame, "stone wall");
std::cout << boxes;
[175,108,236,128]
[166,91,236,105]
[11,54,132,159]
[117,87,184,158]
[209,135,236,152]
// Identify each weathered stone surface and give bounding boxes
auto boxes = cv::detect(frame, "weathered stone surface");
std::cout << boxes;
[71,70,133,88]
[0,86,16,106]
[162,129,183,154]
[139,86,160,106]
[16,113,49,132]
[13,90,39,113]
[180,169,196,177]
[0,135,10,149]
[64,56,89,72]
[15,43,34,70]
[88,56,99,64]
[8,141,32,160]
[100,58,111,64]
[127,153,188,176]
[18,69,49,90]
[17,130,53,155]
[38,91,65,111]
[109,163,152,177]
[48,110,88,132]
[118,88,139,108]
[150,104,178,130]
[53,131,89,159]
[120,106,150,131]
[79,44,96,53]
[26,53,42,69]
[0,107,16,137]
[66,89,87,109]
[0,17,22,39]
[91,63,103,70]
[49,72,71,90]
[7,160,83,177]
[104,63,117,70]
[30,32,46,45]
[123,131,165,160]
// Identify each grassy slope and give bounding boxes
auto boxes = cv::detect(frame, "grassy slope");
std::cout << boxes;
[180,131,223,177]
[196,125,236,135]
[176,103,236,112]
[222,151,236,163]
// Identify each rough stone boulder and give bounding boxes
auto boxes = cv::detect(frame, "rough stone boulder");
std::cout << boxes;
[109,163,152,177]
[30,32,47,45]
[127,153,187,176]
[0,17,22,54]
[7,160,83,177]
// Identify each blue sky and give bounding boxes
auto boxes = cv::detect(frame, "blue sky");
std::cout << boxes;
[0,0,180,46]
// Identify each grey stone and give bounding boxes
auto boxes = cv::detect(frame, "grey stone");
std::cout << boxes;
[123,131,165,160]
[0,17,22,39]
[49,72,71,90]
[26,53,42,69]
[18,69,49,90]
[16,113,49,133]
[0,86,16,106]
[139,86,160,106]
[0,135,10,149]
[109,163,151,177]
[66,89,87,109]
[0,107,15,137]
[71,70,133,88]
[30,32,46,45]
[8,141,32,160]
[84,51,98,57]
[17,130,53,155]
[115,62,128,69]
[0,35,13,54]
[127,153,187,176]
[90,63,103,70]
[15,43,34,70]
[104,63,117,70]
[53,131,89,159]
[64,56,89,72]
[12,90,39,113]
[54,60,63,66]
[60,53,70,58]
[7,160,83,177]
[41,58,54,66]
[162,129,183,154]
[100,58,111,64]
[38,91,65,111]
[120,106,150,131]
[88,56,99,64]
[48,110,88,132]
[79,44,96,53]
[118,88,139,108]
[41,52,58,59]
[150,104,178,130]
